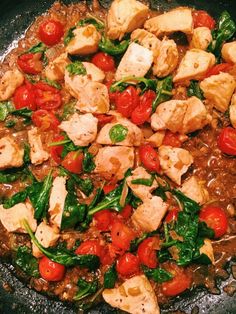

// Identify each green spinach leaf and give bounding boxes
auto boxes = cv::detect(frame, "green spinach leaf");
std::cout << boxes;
[143,266,173,283]
[109,124,128,143]
[3,189,28,209]
[172,189,200,214]
[0,101,14,121]
[99,36,129,56]
[104,264,117,289]
[152,76,173,112]
[187,80,204,100]
[66,61,87,76]
[42,77,61,90]
[110,76,157,93]
[15,246,39,277]
[74,278,99,301]
[131,175,154,187]
[82,150,95,173]
[77,17,104,30]
[64,26,76,45]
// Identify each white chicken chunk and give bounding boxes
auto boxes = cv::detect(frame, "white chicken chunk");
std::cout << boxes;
[153,38,178,77]
[45,53,70,81]
[221,41,236,64]
[32,221,60,258]
[144,7,193,37]
[103,275,160,314]
[107,0,149,40]
[158,145,193,185]
[0,202,37,233]
[131,29,160,57]
[49,177,68,229]
[126,167,158,202]
[115,43,153,81]
[0,69,24,101]
[174,49,215,83]
[190,27,212,50]
[200,72,236,113]
[28,128,49,165]
[96,117,143,146]
[0,136,24,170]
[94,146,134,180]
[199,239,215,264]
[180,176,209,205]
[132,196,169,232]
[59,113,98,147]
[230,93,236,128]
[147,131,166,147]
[66,24,101,55]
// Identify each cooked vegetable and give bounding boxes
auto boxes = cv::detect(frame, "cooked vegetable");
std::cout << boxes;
[131,175,155,187]
[66,61,87,76]
[99,36,130,55]
[74,278,99,301]
[15,246,40,277]
[77,17,104,30]
[39,256,65,281]
[109,124,128,143]
[104,264,117,289]
[82,150,95,173]
[152,76,173,112]
[143,266,173,283]
[187,80,204,100]
[0,101,14,121]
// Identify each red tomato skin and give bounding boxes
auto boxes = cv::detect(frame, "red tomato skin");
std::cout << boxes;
[111,220,135,251]
[92,52,115,72]
[137,237,158,269]
[61,151,84,174]
[139,144,160,173]
[218,127,236,156]
[103,184,117,195]
[38,19,64,46]
[95,114,114,127]
[199,206,228,238]
[13,84,36,110]
[115,86,140,118]
[94,209,113,231]
[116,253,140,277]
[165,208,179,223]
[205,63,233,78]
[39,256,65,282]
[162,263,192,297]
[162,131,182,148]
[50,135,65,164]
[17,53,43,74]
[34,82,62,110]
[75,240,103,257]
[192,10,216,30]
[120,204,133,219]
[131,90,156,125]
[32,109,60,131]
[100,245,115,266]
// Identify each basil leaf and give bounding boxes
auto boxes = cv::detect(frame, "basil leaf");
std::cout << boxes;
[66,61,87,76]
[82,150,95,173]
[0,101,14,121]
[15,246,39,277]
[187,80,204,100]
[152,76,173,112]
[64,26,76,45]
[104,264,117,289]
[143,266,173,283]
[99,36,129,56]
[77,17,104,30]
[109,124,128,143]
[74,278,98,301]
[131,175,154,187]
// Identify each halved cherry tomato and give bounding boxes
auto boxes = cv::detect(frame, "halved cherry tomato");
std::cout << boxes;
[94,209,114,232]
[105,80,119,102]
[162,131,182,148]
[50,135,65,164]
[161,263,192,297]
[95,114,114,127]
[111,220,135,251]
[139,144,160,173]
[39,256,65,282]
[137,237,159,268]
[61,151,84,174]
[199,206,228,238]
[120,204,133,219]
[103,184,117,195]
[32,109,60,131]
[17,52,43,74]
[34,82,62,110]
[75,240,103,258]
[131,90,156,125]
[115,86,140,118]
[92,52,115,72]
[205,63,233,78]
[13,83,36,110]
[116,253,140,277]
[192,10,216,30]
[217,127,236,156]
[38,19,64,46]
[165,208,180,223]
[100,245,115,266]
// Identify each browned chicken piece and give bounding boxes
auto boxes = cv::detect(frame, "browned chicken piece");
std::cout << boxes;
[190,27,212,50]
[28,127,49,165]
[180,176,209,205]
[221,41,236,64]
[45,53,70,81]
[0,136,24,170]
[0,68,24,101]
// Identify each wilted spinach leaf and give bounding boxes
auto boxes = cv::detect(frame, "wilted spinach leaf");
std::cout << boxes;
[15,246,39,277]
[187,80,204,100]
[74,278,99,301]
[104,264,117,289]
[99,36,129,55]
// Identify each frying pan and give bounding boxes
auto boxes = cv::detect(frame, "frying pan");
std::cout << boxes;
[0,0,236,313]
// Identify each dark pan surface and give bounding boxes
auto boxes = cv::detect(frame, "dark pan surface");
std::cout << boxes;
[0,1,236,313]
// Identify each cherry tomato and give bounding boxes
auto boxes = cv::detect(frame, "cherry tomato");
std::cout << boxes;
[139,144,160,173]
[192,10,216,30]
[199,206,228,238]
[162,263,192,297]
[120,204,133,219]
[50,135,65,164]
[115,86,140,118]
[116,253,140,277]
[13,83,36,110]
[61,151,84,174]
[100,245,115,266]
[32,109,60,131]
[131,90,156,125]
[162,131,182,148]
[39,256,65,282]
[205,63,233,78]
[103,184,117,195]
[105,80,119,102]
[111,220,135,251]
[17,52,43,74]
[95,114,114,127]
[38,19,64,46]
[217,127,236,156]
[94,209,114,232]
[34,82,62,110]
[137,237,159,268]
[75,240,103,258]
[165,208,180,223]
[92,52,115,72]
